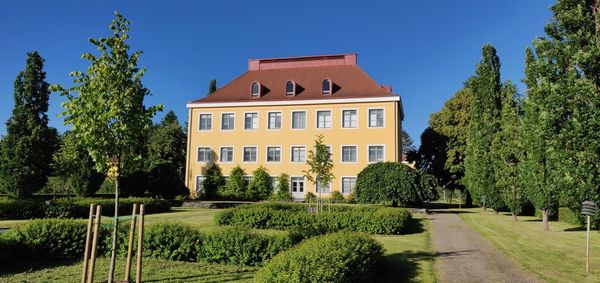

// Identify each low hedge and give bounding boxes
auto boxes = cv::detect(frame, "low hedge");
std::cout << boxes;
[0,197,172,220]
[254,232,385,282]
[215,203,412,235]
[558,207,580,225]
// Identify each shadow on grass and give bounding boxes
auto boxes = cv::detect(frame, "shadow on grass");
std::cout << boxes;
[402,218,425,234]
[378,250,476,282]
[563,226,586,232]
[0,258,79,276]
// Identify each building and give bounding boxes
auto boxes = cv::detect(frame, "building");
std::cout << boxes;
[185,53,404,199]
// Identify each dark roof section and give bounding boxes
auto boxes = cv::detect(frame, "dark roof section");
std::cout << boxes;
[190,54,398,104]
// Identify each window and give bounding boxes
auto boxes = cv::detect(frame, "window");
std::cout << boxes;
[316,110,331,129]
[244,112,258,130]
[291,177,305,193]
[342,177,356,195]
[243,147,257,162]
[322,79,332,95]
[342,110,357,128]
[196,176,206,194]
[341,146,357,162]
[368,146,384,163]
[267,146,281,162]
[291,146,306,162]
[270,177,279,189]
[286,81,296,96]
[199,114,212,131]
[291,111,306,129]
[251,82,260,97]
[221,113,235,130]
[220,147,233,162]
[268,112,282,129]
[369,109,384,128]
[316,180,331,193]
[197,147,212,162]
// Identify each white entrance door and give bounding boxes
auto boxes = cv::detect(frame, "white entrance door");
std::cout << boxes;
[291,176,305,200]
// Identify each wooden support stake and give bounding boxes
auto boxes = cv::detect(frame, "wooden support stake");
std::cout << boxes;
[87,205,102,283]
[81,204,95,283]
[586,215,591,274]
[135,204,145,283]
[124,204,138,282]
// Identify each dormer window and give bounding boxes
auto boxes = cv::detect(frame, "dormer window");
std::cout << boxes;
[251,82,261,97]
[322,79,332,95]
[286,81,296,96]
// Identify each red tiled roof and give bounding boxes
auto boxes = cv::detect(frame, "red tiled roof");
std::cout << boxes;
[190,54,398,104]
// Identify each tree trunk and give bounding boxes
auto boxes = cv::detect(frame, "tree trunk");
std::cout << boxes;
[449,190,454,205]
[392,200,398,207]
[512,212,517,222]
[107,161,120,282]
[542,209,549,231]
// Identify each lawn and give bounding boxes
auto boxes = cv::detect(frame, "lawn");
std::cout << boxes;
[460,208,600,283]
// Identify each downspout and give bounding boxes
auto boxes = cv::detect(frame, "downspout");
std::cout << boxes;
[185,107,193,197]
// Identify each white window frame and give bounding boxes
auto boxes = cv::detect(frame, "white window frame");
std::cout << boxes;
[196,146,212,163]
[340,176,357,195]
[267,111,283,130]
[242,146,258,163]
[266,145,282,163]
[291,110,307,130]
[286,80,296,96]
[243,112,259,131]
[367,144,386,163]
[251,81,261,98]
[196,175,207,194]
[316,180,332,193]
[368,108,385,128]
[290,176,306,193]
[340,145,358,163]
[341,108,358,129]
[315,109,332,129]
[219,146,234,163]
[198,112,213,131]
[220,112,236,131]
[290,145,306,163]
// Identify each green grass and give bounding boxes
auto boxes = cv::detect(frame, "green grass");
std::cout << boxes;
[0,257,255,282]
[460,208,600,283]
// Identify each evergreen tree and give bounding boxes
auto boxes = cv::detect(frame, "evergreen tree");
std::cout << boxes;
[0,52,58,198]
[148,110,186,176]
[492,82,524,221]
[208,79,217,94]
[271,173,293,201]
[248,166,272,200]
[464,44,504,211]
[221,166,248,199]
[401,130,416,154]
[203,163,225,200]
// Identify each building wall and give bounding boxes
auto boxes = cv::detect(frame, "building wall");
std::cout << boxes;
[185,100,401,198]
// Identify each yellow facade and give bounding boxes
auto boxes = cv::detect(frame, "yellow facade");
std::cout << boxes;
[185,98,402,199]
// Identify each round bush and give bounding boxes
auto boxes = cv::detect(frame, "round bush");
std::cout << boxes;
[354,162,423,206]
[255,232,385,283]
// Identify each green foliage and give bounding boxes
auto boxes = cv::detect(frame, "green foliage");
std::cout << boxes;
[354,162,429,206]
[144,223,202,261]
[304,192,317,203]
[558,207,581,226]
[208,79,217,94]
[401,130,416,154]
[0,52,58,198]
[255,232,385,283]
[271,173,293,201]
[330,191,346,203]
[119,170,150,197]
[147,111,186,177]
[247,166,272,200]
[303,134,334,193]
[215,203,412,235]
[203,163,225,200]
[148,163,188,199]
[464,45,505,210]
[220,166,248,200]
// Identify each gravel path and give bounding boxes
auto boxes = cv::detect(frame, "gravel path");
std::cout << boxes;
[429,210,538,283]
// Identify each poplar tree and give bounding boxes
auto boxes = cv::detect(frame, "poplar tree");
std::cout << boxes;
[0,52,58,198]
[464,44,504,211]
[208,79,217,94]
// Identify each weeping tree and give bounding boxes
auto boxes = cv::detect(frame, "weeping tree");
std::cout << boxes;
[52,12,161,281]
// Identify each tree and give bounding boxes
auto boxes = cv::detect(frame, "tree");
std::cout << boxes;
[0,52,58,198]
[220,166,248,200]
[492,82,525,221]
[271,173,293,201]
[147,110,186,176]
[203,163,225,200]
[303,134,334,211]
[401,130,416,154]
[522,0,600,230]
[464,45,504,211]
[248,166,272,200]
[148,163,187,199]
[53,131,105,197]
[354,162,423,206]
[208,79,217,94]
[52,12,162,280]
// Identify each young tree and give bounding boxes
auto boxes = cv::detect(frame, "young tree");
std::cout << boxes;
[208,79,217,94]
[464,45,504,211]
[147,110,186,176]
[220,166,248,200]
[303,134,334,211]
[0,52,58,198]
[248,166,272,200]
[52,12,162,280]
[492,82,524,221]
[203,163,225,200]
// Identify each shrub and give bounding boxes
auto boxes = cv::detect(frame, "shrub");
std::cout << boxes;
[144,223,202,261]
[203,163,225,200]
[0,198,45,219]
[120,170,151,197]
[248,166,272,201]
[304,192,317,203]
[330,191,346,203]
[255,232,385,283]
[271,173,293,201]
[558,207,581,225]
[148,163,188,199]
[355,162,425,206]
[219,166,248,200]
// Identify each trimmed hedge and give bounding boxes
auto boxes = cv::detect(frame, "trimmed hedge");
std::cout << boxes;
[255,232,385,283]
[0,197,172,219]
[215,203,412,235]
[558,207,580,225]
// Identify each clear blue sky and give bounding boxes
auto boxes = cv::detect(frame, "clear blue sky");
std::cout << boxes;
[0,0,553,145]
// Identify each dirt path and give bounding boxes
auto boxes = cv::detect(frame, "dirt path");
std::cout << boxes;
[429,210,538,283]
